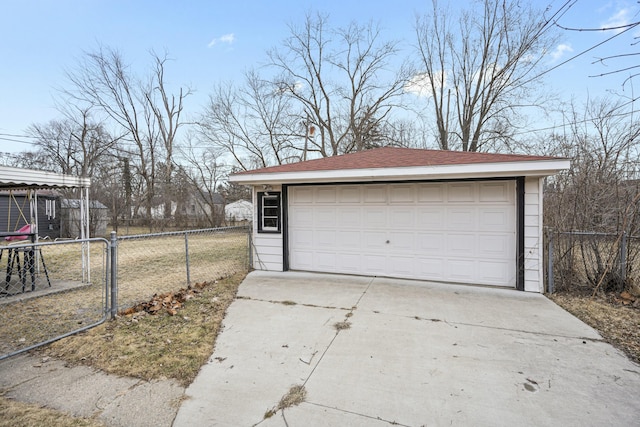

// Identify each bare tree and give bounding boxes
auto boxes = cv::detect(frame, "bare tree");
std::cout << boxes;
[178,138,228,227]
[198,70,300,170]
[414,0,559,152]
[64,46,189,230]
[27,107,118,177]
[545,97,640,232]
[544,97,640,292]
[268,12,410,157]
[145,52,191,219]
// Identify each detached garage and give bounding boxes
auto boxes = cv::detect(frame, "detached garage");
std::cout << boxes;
[230,147,569,292]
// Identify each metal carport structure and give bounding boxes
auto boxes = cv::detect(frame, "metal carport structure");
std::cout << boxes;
[0,165,92,281]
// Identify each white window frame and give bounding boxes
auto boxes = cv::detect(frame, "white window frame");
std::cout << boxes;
[258,191,281,233]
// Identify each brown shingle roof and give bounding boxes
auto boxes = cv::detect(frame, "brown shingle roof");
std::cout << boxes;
[232,147,561,175]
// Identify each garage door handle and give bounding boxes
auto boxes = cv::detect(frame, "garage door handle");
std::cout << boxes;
[386,240,390,244]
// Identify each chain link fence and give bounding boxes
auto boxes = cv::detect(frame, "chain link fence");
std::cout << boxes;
[0,226,250,360]
[114,226,250,312]
[547,230,640,293]
[0,238,109,360]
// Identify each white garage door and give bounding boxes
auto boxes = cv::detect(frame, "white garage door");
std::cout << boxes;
[288,181,516,287]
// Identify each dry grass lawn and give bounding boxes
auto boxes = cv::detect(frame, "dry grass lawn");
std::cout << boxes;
[550,293,640,365]
[1,229,248,425]
[0,396,105,427]
[36,272,246,386]
[0,231,248,357]
[4,272,245,426]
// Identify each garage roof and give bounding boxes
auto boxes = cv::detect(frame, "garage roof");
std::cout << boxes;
[0,165,91,190]
[230,147,570,184]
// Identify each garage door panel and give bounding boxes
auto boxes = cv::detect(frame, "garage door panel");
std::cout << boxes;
[417,258,445,279]
[290,206,314,227]
[417,232,446,254]
[389,185,415,203]
[289,181,516,287]
[447,208,477,230]
[338,207,361,227]
[389,256,415,276]
[291,229,314,248]
[364,208,386,227]
[364,231,387,250]
[478,234,512,258]
[314,252,337,270]
[389,208,414,228]
[363,254,387,274]
[291,187,314,204]
[447,233,476,256]
[338,186,361,203]
[479,208,514,231]
[364,185,387,203]
[477,260,512,283]
[417,184,444,202]
[315,230,336,248]
[448,183,475,202]
[447,259,476,281]
[479,182,512,203]
[316,207,336,227]
[290,250,314,269]
[316,187,337,203]
[337,230,361,248]
[337,253,361,272]
[417,208,444,229]
[389,232,414,250]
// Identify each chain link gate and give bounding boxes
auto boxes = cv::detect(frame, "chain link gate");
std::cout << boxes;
[0,226,250,360]
[0,238,110,360]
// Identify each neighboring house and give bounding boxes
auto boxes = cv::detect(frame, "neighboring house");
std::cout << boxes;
[230,147,570,293]
[225,200,253,223]
[0,190,61,239]
[61,199,108,237]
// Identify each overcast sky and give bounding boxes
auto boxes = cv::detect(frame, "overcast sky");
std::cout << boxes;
[1,0,638,153]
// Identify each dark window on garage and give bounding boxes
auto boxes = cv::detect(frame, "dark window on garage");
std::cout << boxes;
[258,191,281,233]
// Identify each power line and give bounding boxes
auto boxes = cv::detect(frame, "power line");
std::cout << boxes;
[0,136,36,145]
[515,21,640,90]
[0,133,32,139]
[513,110,638,136]
[555,21,640,32]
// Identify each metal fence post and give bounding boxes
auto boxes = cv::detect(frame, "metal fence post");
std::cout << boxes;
[185,231,191,286]
[620,231,627,283]
[547,233,555,294]
[248,229,253,270]
[110,231,118,319]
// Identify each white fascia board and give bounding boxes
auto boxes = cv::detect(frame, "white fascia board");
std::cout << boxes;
[0,166,91,189]
[229,159,570,185]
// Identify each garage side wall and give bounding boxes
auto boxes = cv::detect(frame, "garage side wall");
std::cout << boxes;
[251,185,284,271]
[524,177,544,292]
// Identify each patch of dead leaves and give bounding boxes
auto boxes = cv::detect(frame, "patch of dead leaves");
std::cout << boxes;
[119,280,214,317]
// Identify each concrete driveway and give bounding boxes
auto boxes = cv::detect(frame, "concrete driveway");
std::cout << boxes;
[174,271,640,427]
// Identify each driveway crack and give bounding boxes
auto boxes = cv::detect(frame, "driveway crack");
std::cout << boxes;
[301,276,375,387]
[305,401,412,426]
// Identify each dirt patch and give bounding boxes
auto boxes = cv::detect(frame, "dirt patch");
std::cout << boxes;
[550,292,640,364]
